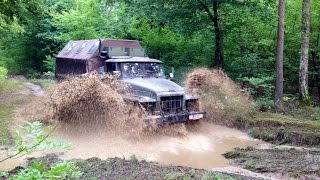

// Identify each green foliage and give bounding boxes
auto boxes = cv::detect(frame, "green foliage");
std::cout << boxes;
[202,172,235,180]
[0,121,70,164]
[12,161,82,179]
[164,172,234,180]
[0,0,45,32]
[52,0,109,41]
[129,154,138,162]
[0,121,78,179]
[255,97,274,110]
[26,70,42,79]
[0,171,8,178]
[43,55,56,72]
[13,121,71,155]
[239,76,275,109]
[299,97,313,107]
[0,66,8,78]
[0,0,320,104]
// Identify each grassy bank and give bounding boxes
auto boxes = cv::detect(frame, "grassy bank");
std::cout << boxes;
[233,112,320,146]
[29,79,55,89]
[14,154,252,180]
[0,77,56,146]
[223,110,320,178]
[0,79,27,145]
[76,157,238,180]
[224,147,320,179]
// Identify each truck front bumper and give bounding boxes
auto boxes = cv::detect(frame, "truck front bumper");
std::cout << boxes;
[146,111,206,124]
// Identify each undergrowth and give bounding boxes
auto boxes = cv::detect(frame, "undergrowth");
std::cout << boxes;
[6,161,82,179]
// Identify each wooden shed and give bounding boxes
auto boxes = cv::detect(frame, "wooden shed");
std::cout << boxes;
[55,39,144,78]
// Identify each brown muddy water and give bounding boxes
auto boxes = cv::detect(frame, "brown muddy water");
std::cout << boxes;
[59,122,259,168]
[0,122,261,171]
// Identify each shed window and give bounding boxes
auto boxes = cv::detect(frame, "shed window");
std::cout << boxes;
[65,42,76,55]
[125,48,130,56]
[87,41,100,54]
[102,47,109,52]
[76,41,87,54]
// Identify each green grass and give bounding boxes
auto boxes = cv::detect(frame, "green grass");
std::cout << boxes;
[0,78,55,146]
[29,78,55,89]
[292,106,320,121]
[245,112,320,146]
[164,172,235,180]
[0,109,12,145]
[254,112,320,128]
[0,79,24,94]
[0,78,32,145]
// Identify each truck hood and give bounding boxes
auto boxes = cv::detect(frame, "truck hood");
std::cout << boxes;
[122,78,184,94]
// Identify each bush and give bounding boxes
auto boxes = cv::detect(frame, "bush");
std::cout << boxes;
[12,161,82,179]
[26,70,42,79]
[43,55,56,72]
[0,121,79,179]
[41,71,55,79]
[0,121,71,164]
[0,66,8,78]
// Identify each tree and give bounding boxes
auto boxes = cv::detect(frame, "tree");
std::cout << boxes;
[52,0,109,41]
[275,0,285,110]
[299,0,311,101]
[0,0,45,32]
[197,0,223,68]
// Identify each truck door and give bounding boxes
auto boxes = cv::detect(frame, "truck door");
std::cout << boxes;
[105,62,117,74]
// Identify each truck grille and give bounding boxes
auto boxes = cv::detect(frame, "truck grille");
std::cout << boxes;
[160,96,183,113]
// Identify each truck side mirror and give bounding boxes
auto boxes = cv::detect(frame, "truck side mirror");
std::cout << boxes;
[169,67,175,79]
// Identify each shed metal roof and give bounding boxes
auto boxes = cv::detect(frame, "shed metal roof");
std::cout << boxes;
[106,57,162,63]
[56,39,143,60]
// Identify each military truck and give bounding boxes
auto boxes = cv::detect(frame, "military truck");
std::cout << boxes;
[56,39,205,124]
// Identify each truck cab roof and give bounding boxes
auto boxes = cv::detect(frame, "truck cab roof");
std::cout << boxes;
[105,57,163,63]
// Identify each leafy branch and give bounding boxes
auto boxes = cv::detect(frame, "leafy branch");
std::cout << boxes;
[0,121,70,164]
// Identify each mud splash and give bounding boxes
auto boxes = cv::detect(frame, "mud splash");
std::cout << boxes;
[185,68,254,127]
[19,73,148,138]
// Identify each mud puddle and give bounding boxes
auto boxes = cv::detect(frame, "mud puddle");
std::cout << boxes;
[53,122,261,169]
[0,123,261,171]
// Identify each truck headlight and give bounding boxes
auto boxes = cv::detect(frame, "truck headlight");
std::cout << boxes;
[141,102,156,115]
[186,99,199,112]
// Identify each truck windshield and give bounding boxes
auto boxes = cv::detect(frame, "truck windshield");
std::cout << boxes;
[121,62,164,78]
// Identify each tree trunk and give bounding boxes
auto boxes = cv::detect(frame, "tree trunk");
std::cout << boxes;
[213,0,224,68]
[275,0,285,110]
[299,0,311,100]
[197,0,224,68]
[310,33,320,101]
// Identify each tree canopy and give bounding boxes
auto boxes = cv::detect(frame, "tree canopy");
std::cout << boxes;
[0,0,319,106]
